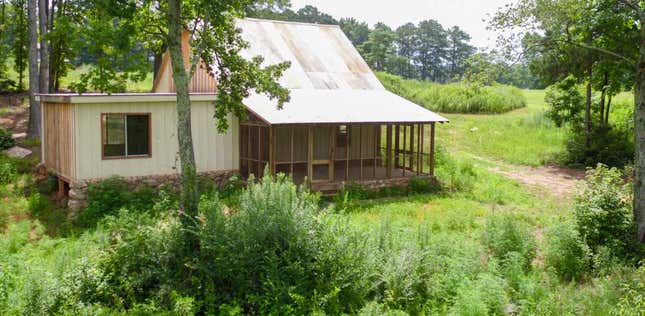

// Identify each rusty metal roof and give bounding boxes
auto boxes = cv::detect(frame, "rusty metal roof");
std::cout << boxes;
[238,18,447,124]
[237,18,383,90]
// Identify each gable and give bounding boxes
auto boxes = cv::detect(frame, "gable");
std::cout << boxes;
[152,18,383,93]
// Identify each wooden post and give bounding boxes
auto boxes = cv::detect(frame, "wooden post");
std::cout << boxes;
[419,124,424,174]
[359,125,363,180]
[247,125,251,177]
[402,125,406,177]
[257,126,262,177]
[386,125,392,178]
[394,125,400,169]
[290,126,294,176]
[307,126,313,183]
[330,125,335,182]
[430,122,435,176]
[373,125,377,179]
[269,126,275,175]
[409,124,414,171]
[417,123,421,175]
[346,124,350,181]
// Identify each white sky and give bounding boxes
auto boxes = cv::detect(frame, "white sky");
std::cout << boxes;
[290,0,513,50]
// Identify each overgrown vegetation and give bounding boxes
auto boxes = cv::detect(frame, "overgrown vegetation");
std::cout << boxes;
[378,72,527,114]
[0,127,15,150]
[0,145,644,314]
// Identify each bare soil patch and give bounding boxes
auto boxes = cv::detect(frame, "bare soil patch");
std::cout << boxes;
[490,164,585,200]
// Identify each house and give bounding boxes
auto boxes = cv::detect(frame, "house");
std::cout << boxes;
[36,18,448,210]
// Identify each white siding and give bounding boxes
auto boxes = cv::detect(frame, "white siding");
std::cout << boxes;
[74,101,238,180]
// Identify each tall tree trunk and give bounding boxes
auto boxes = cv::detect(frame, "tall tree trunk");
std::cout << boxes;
[38,0,49,93]
[26,0,40,139]
[585,61,593,151]
[167,0,199,238]
[600,71,608,124]
[605,95,611,125]
[635,15,645,243]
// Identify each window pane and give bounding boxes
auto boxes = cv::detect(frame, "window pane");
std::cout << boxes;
[126,115,150,156]
[104,114,125,157]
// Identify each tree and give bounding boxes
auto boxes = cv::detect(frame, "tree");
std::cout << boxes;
[339,17,370,47]
[10,0,27,91]
[415,19,447,81]
[446,26,475,81]
[492,0,645,243]
[394,23,419,78]
[359,23,396,72]
[26,0,39,138]
[38,0,49,93]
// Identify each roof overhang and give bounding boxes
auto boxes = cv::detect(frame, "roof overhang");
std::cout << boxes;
[244,89,449,125]
[36,93,217,104]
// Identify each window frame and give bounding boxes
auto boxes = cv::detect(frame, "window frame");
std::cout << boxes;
[101,112,152,160]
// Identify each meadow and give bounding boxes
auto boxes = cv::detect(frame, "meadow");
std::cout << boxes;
[0,82,643,314]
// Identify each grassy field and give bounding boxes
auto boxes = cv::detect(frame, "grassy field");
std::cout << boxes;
[435,90,569,166]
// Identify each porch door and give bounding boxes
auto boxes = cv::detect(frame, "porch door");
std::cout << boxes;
[308,126,335,182]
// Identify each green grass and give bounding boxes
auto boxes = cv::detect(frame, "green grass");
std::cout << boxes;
[58,65,153,93]
[378,72,527,114]
[435,90,569,166]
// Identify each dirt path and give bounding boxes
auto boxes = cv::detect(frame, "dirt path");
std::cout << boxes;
[490,164,585,200]
[0,106,29,139]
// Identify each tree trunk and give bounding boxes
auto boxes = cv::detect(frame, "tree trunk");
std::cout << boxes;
[26,0,40,139]
[585,61,593,151]
[600,71,608,124]
[605,95,612,125]
[38,0,49,93]
[167,0,199,233]
[635,16,645,243]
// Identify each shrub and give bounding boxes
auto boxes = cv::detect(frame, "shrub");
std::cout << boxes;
[0,127,15,150]
[449,273,509,316]
[544,222,591,281]
[435,147,477,193]
[483,214,536,270]
[574,165,638,259]
[85,174,373,314]
[544,75,584,127]
[565,125,634,168]
[407,176,439,194]
[76,177,157,227]
[612,263,645,316]
[377,72,527,114]
[0,161,17,184]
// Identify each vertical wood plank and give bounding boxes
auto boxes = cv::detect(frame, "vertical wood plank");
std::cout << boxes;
[386,125,392,178]
[419,124,424,174]
[402,125,406,177]
[409,124,414,171]
[330,125,335,181]
[307,126,313,183]
[430,123,436,176]
[290,126,294,176]
[345,124,350,181]
[359,125,363,180]
[394,125,400,169]
[373,125,377,179]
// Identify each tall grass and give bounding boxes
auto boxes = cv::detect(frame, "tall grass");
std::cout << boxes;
[377,72,527,114]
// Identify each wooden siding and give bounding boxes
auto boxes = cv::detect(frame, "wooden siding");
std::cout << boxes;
[43,102,76,180]
[151,30,217,93]
[74,101,238,180]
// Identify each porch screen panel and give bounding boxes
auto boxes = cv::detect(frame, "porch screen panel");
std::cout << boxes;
[313,126,333,160]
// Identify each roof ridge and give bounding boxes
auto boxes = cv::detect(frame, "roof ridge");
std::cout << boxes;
[241,17,341,29]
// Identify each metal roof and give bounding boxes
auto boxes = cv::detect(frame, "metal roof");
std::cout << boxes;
[245,89,448,125]
[237,18,383,90]
[237,18,447,124]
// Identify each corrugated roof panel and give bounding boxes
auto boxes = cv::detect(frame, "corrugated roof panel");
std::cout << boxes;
[237,18,383,91]
[245,89,448,124]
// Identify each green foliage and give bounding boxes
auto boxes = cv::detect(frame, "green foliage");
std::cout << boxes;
[450,273,509,316]
[378,72,527,114]
[565,124,634,168]
[483,214,536,269]
[612,263,645,316]
[545,221,592,281]
[545,75,585,127]
[76,177,157,227]
[0,160,17,184]
[574,165,639,260]
[0,127,16,150]
[434,146,477,193]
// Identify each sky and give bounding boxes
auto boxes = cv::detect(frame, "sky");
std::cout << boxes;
[289,0,514,50]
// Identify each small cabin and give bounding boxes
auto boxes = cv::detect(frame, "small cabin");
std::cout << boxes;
[37,18,447,208]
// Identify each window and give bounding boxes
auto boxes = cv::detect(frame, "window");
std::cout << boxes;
[102,113,151,159]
